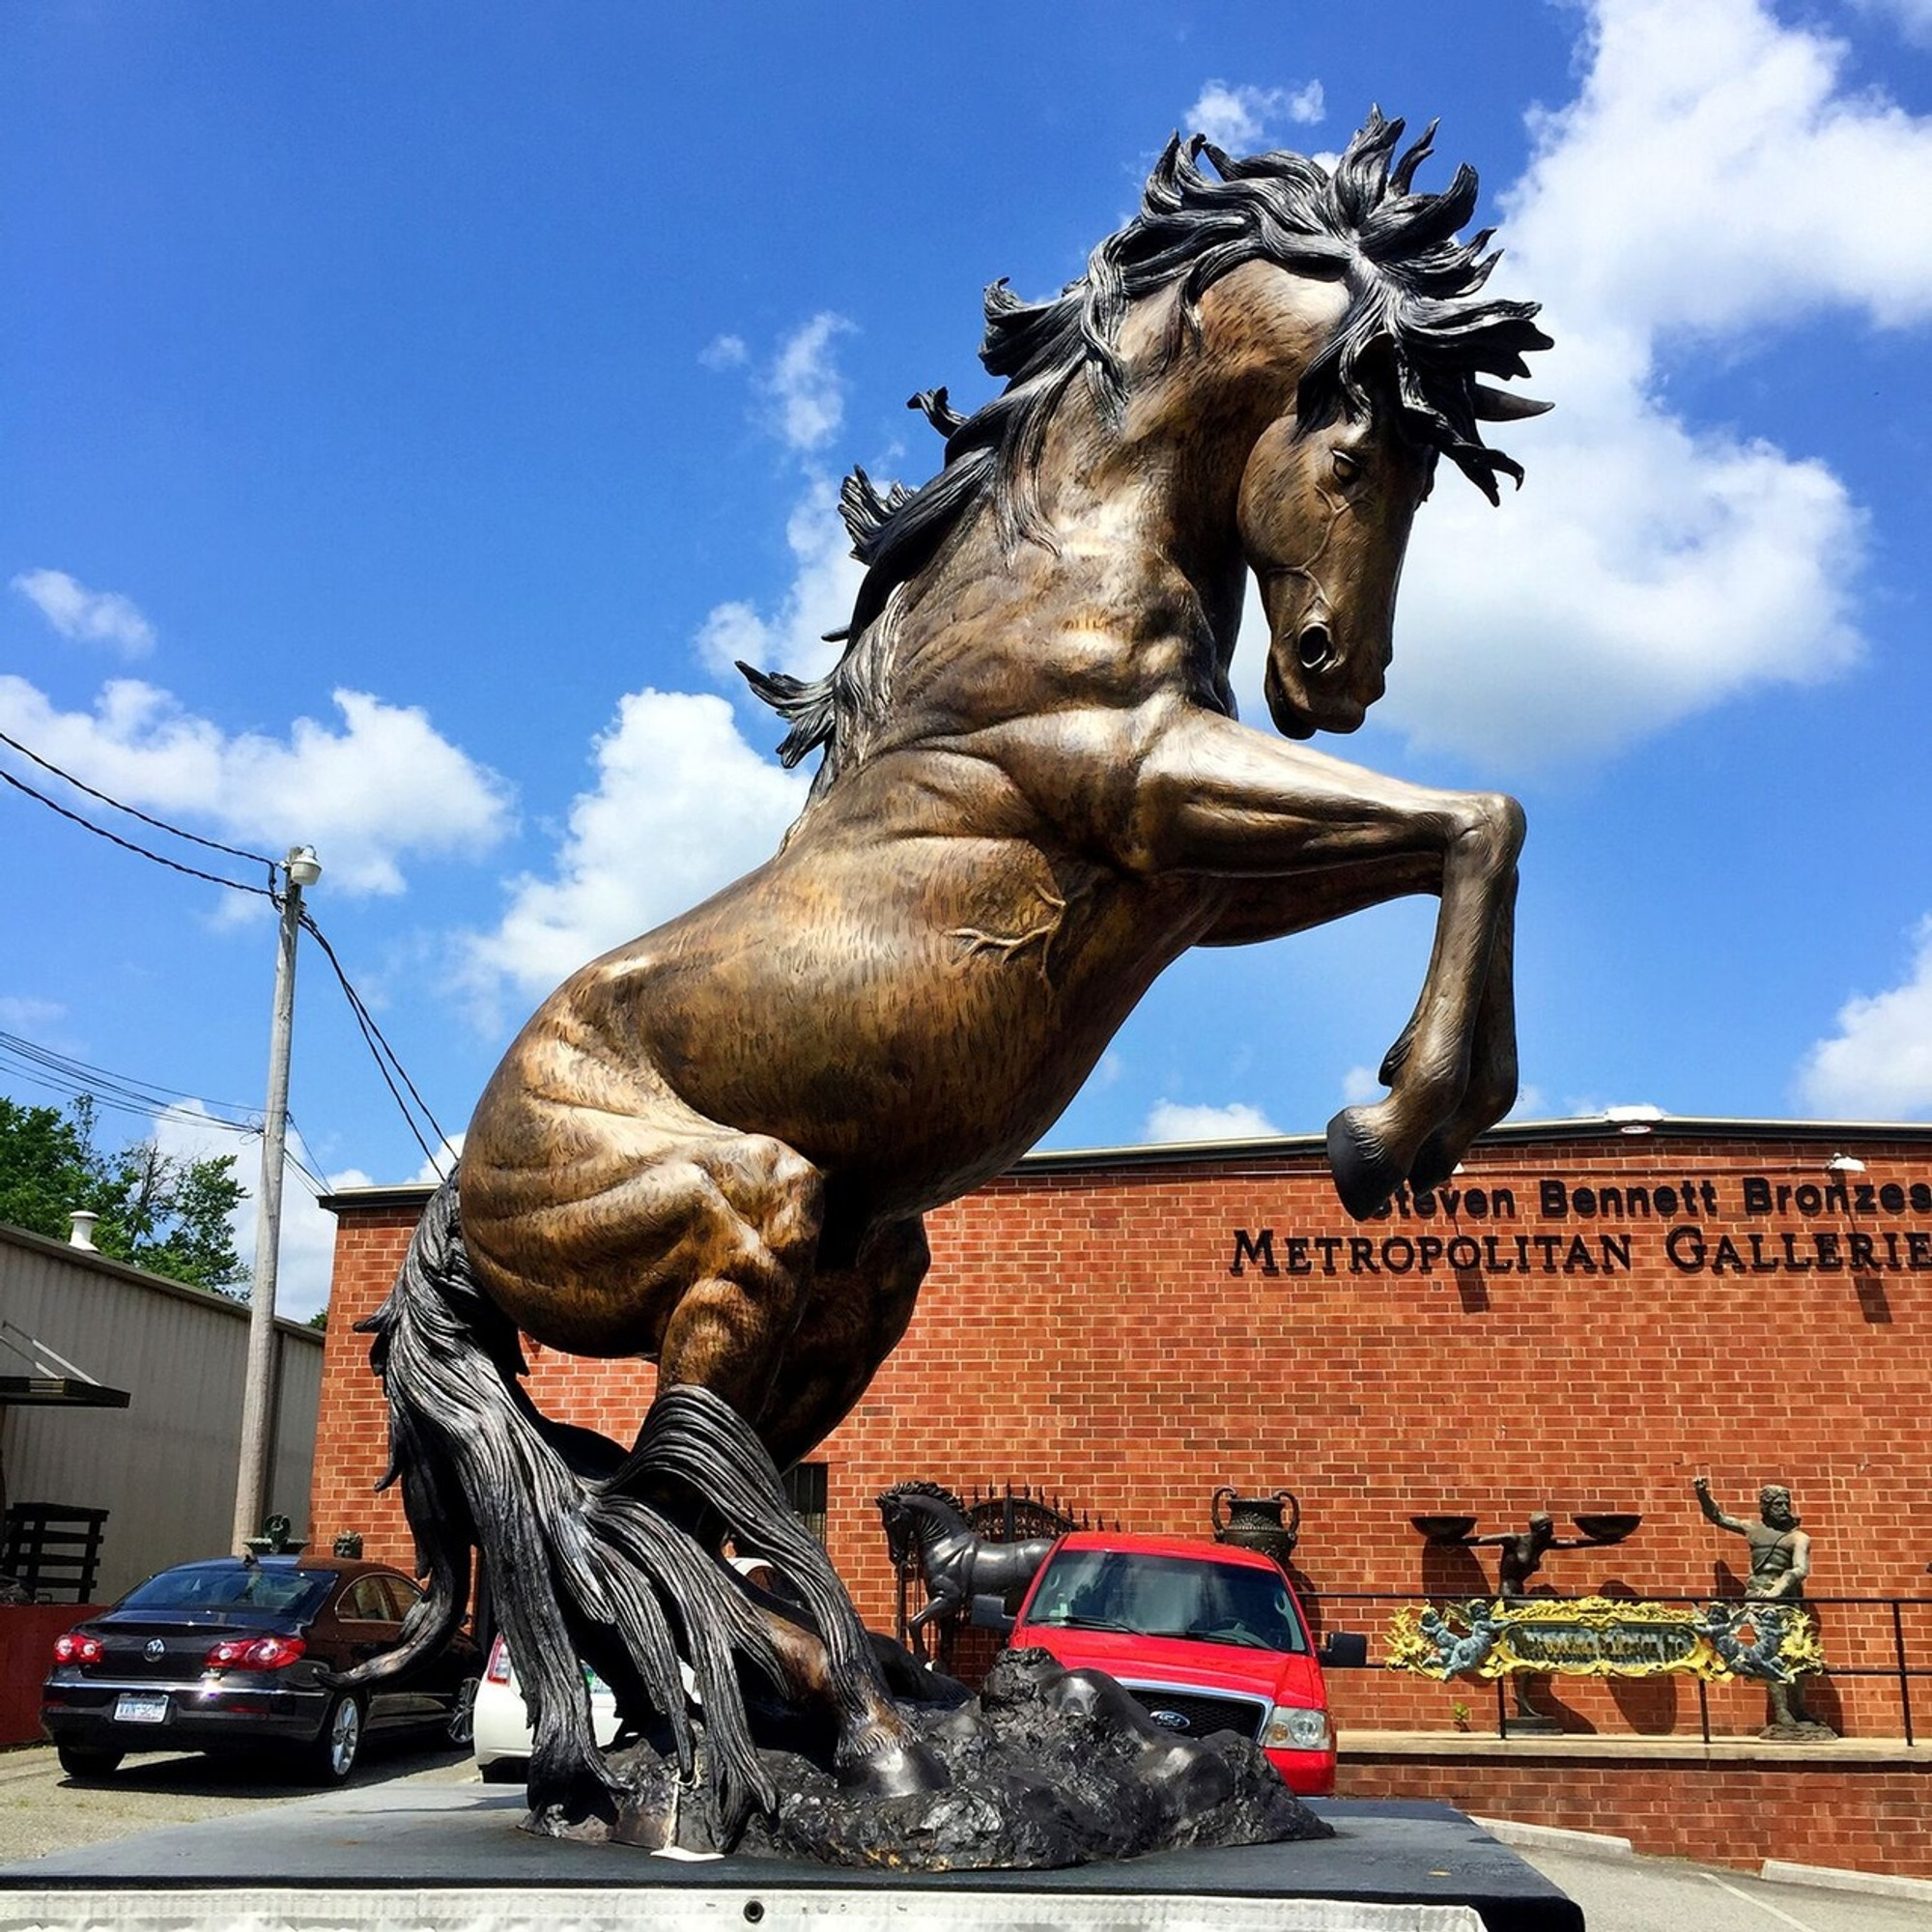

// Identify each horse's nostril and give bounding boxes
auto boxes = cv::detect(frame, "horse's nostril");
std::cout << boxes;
[1297,625,1334,673]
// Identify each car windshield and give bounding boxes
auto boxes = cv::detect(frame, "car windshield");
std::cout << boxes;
[1026,1549,1306,1652]
[118,1564,334,1619]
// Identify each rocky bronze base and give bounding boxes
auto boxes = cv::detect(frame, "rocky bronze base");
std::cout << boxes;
[528,1648,1332,1871]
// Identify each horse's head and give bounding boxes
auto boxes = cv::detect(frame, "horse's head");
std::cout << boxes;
[1238,382,1435,740]
[876,1492,913,1568]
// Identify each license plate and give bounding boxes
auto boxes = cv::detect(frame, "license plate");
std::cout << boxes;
[113,1692,169,1724]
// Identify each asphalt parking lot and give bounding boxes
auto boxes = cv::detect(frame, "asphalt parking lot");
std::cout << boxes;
[1480,1827,1932,1932]
[1,1744,1928,1930]
[0,1736,477,1865]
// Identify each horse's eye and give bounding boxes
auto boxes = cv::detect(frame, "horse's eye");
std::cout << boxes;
[1331,449,1360,485]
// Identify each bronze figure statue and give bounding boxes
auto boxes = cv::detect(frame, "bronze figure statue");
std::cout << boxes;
[1468,1512,1606,1599]
[1693,1476,1834,1735]
[1467,1512,1593,1729]
[345,112,1548,1846]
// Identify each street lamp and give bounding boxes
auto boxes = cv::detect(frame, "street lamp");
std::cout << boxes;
[230,845,320,1554]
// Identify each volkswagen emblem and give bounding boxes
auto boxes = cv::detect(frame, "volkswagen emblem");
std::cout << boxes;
[1147,1708,1191,1732]
[144,1638,165,1661]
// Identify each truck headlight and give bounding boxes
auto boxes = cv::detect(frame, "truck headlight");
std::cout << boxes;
[1261,1704,1332,1752]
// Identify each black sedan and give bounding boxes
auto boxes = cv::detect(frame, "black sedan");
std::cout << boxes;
[40,1554,481,1783]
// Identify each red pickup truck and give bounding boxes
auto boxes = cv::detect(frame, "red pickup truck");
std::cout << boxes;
[993,1529,1349,1796]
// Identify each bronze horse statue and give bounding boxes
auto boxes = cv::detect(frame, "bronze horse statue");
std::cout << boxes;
[346,112,1548,1843]
[877,1481,1058,1659]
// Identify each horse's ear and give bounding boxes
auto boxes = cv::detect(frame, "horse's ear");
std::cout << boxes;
[1471,384,1551,422]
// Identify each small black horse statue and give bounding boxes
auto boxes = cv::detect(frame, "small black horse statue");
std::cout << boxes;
[877,1481,1057,1659]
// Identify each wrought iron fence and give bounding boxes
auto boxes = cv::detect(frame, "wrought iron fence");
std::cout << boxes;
[1304,1590,1932,1745]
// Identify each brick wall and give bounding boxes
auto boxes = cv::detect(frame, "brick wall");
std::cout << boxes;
[1336,1749,1932,1877]
[314,1123,1932,1748]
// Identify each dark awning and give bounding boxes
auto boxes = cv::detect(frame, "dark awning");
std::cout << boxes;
[0,1376,130,1408]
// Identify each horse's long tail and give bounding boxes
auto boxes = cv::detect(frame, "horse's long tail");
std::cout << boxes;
[334,1173,791,1840]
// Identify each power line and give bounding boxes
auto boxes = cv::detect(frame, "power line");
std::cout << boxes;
[298,913,453,1176]
[0,1029,258,1122]
[1,730,452,1174]
[0,726,278,872]
[0,762,277,897]
[0,1030,331,1197]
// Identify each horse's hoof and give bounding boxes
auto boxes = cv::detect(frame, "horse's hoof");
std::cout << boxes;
[838,1731,949,1799]
[1326,1108,1402,1220]
[1408,1130,1463,1198]
[524,1762,623,1840]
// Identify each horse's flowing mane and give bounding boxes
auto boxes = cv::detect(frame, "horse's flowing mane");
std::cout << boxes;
[876,1478,969,1520]
[743,109,1550,783]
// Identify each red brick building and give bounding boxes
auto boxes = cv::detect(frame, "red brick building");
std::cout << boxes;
[315,1116,1932,1874]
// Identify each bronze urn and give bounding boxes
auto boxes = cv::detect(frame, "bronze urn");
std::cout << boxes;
[1211,1487,1301,1569]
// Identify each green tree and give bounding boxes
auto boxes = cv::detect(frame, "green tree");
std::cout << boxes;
[0,1095,249,1296]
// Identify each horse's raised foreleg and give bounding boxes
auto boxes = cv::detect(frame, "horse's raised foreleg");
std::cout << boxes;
[1389,867,1519,1192]
[1129,716,1523,1217]
[1201,855,1519,1196]
[903,1588,961,1660]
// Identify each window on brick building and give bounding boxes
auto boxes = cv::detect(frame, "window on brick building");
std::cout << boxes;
[783,1463,828,1545]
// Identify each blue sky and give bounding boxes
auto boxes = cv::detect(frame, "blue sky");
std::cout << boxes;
[4,0,1930,1318]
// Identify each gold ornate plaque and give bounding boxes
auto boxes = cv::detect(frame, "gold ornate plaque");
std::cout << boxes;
[1384,1596,1824,1683]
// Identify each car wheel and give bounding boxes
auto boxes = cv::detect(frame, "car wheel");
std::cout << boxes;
[446,1675,481,1747]
[56,1744,123,1779]
[306,1692,364,1784]
[477,1757,526,1785]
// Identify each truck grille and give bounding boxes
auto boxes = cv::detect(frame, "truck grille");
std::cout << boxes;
[1122,1686,1266,1742]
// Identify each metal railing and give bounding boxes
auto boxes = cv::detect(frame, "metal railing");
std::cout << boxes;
[1304,1590,1932,1745]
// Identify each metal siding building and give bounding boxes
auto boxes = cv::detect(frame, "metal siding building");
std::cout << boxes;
[0,1224,323,1599]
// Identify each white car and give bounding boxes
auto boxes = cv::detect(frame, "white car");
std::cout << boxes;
[471,1557,771,1782]
[471,1633,621,1782]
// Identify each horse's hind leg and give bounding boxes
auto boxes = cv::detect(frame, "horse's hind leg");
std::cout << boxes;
[613,1188,943,1801]
[753,1216,930,1472]
[464,1107,942,1811]
[649,1133,829,1424]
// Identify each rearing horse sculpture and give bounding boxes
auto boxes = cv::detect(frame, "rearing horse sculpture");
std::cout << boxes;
[346,112,1548,1844]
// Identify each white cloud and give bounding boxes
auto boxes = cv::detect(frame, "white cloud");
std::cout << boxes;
[696,472,863,687]
[462,689,809,1012]
[700,333,749,370]
[140,1104,327,1321]
[1516,0,1932,335]
[1380,417,1864,767]
[1145,1099,1283,1142]
[0,995,66,1036]
[1510,1085,1549,1122]
[1230,0,1932,770]
[1797,917,1932,1119]
[0,676,514,895]
[763,313,854,453]
[1185,80,1324,152]
[12,569,156,657]
[1340,1065,1380,1106]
